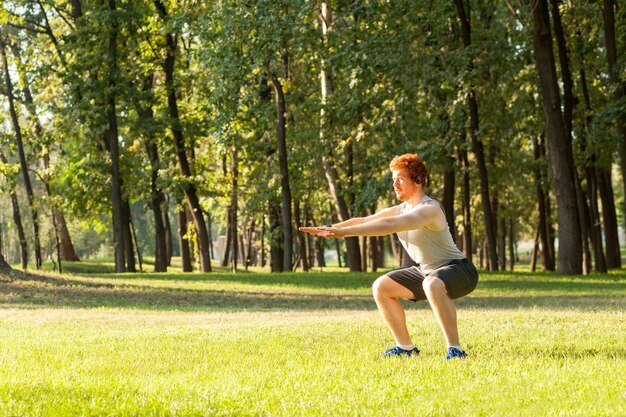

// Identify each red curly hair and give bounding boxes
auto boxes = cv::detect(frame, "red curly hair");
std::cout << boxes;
[389,153,428,185]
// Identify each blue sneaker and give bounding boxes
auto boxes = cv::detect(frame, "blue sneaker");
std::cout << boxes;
[445,347,467,360]
[382,346,420,357]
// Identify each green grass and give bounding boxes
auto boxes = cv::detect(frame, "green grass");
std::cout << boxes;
[0,264,625,416]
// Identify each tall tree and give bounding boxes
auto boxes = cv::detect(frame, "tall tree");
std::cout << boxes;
[104,0,128,273]
[526,0,582,274]
[458,141,472,262]
[266,63,293,272]
[0,35,42,269]
[549,0,592,273]
[602,0,626,239]
[601,0,624,268]
[453,0,499,270]
[10,42,80,262]
[319,2,361,271]
[153,0,212,272]
[138,75,168,272]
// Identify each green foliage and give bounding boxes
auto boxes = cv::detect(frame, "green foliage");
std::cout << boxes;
[0,0,624,264]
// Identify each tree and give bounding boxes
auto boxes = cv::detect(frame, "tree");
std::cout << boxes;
[266,63,293,272]
[319,2,361,271]
[453,0,499,271]
[9,41,80,262]
[0,150,28,269]
[0,34,42,269]
[138,74,168,272]
[153,0,212,273]
[526,0,582,274]
[601,0,624,268]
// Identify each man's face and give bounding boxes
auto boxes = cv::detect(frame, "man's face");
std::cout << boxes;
[392,168,417,201]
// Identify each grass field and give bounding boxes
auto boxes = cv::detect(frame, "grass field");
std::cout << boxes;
[0,260,625,416]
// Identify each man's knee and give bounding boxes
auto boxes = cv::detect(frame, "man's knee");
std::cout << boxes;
[422,276,445,294]
[372,275,391,298]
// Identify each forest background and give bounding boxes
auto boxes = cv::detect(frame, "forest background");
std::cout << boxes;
[0,0,624,276]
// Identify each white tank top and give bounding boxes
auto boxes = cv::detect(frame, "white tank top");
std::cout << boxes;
[396,196,465,273]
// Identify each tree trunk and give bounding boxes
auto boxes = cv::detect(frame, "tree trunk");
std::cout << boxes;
[498,214,506,270]
[533,134,553,273]
[545,191,556,270]
[360,235,368,272]
[458,145,472,262]
[269,199,284,272]
[586,168,607,272]
[177,207,192,272]
[267,68,293,273]
[530,228,539,273]
[0,152,28,269]
[551,0,592,274]
[536,134,556,271]
[377,236,385,269]
[186,206,196,265]
[294,201,309,271]
[304,204,316,268]
[102,0,126,273]
[0,252,10,271]
[603,0,626,239]
[574,175,592,275]
[0,37,43,270]
[238,233,246,271]
[122,200,136,272]
[139,74,168,272]
[245,219,254,269]
[0,215,10,270]
[129,214,143,272]
[315,238,326,268]
[369,236,378,272]
[334,238,343,268]
[319,2,361,271]
[207,211,215,260]
[442,153,457,242]
[454,0,498,271]
[164,208,173,266]
[52,213,77,262]
[508,218,515,272]
[10,192,28,270]
[154,0,211,272]
[260,212,266,267]
[597,168,622,268]
[527,0,582,274]
[230,145,239,273]
[221,205,232,268]
[579,59,608,273]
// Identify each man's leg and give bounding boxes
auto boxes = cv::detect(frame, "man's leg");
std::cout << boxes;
[422,276,460,347]
[372,275,416,346]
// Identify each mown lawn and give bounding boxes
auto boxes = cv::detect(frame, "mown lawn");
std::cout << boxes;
[0,263,624,416]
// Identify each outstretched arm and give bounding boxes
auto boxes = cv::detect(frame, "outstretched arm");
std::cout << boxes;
[300,205,401,236]
[301,203,440,238]
[331,205,400,228]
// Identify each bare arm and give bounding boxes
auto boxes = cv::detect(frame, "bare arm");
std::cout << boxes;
[331,205,401,227]
[311,203,441,238]
[299,205,401,236]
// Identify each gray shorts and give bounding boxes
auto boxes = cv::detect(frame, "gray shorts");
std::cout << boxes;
[387,258,479,301]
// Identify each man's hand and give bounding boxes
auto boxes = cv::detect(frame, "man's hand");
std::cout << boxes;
[299,226,345,238]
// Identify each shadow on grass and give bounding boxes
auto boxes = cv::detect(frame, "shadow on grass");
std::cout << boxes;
[0,271,375,311]
[1,270,625,312]
[89,271,381,290]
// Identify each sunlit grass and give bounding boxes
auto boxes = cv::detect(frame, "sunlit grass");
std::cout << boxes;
[0,265,625,416]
